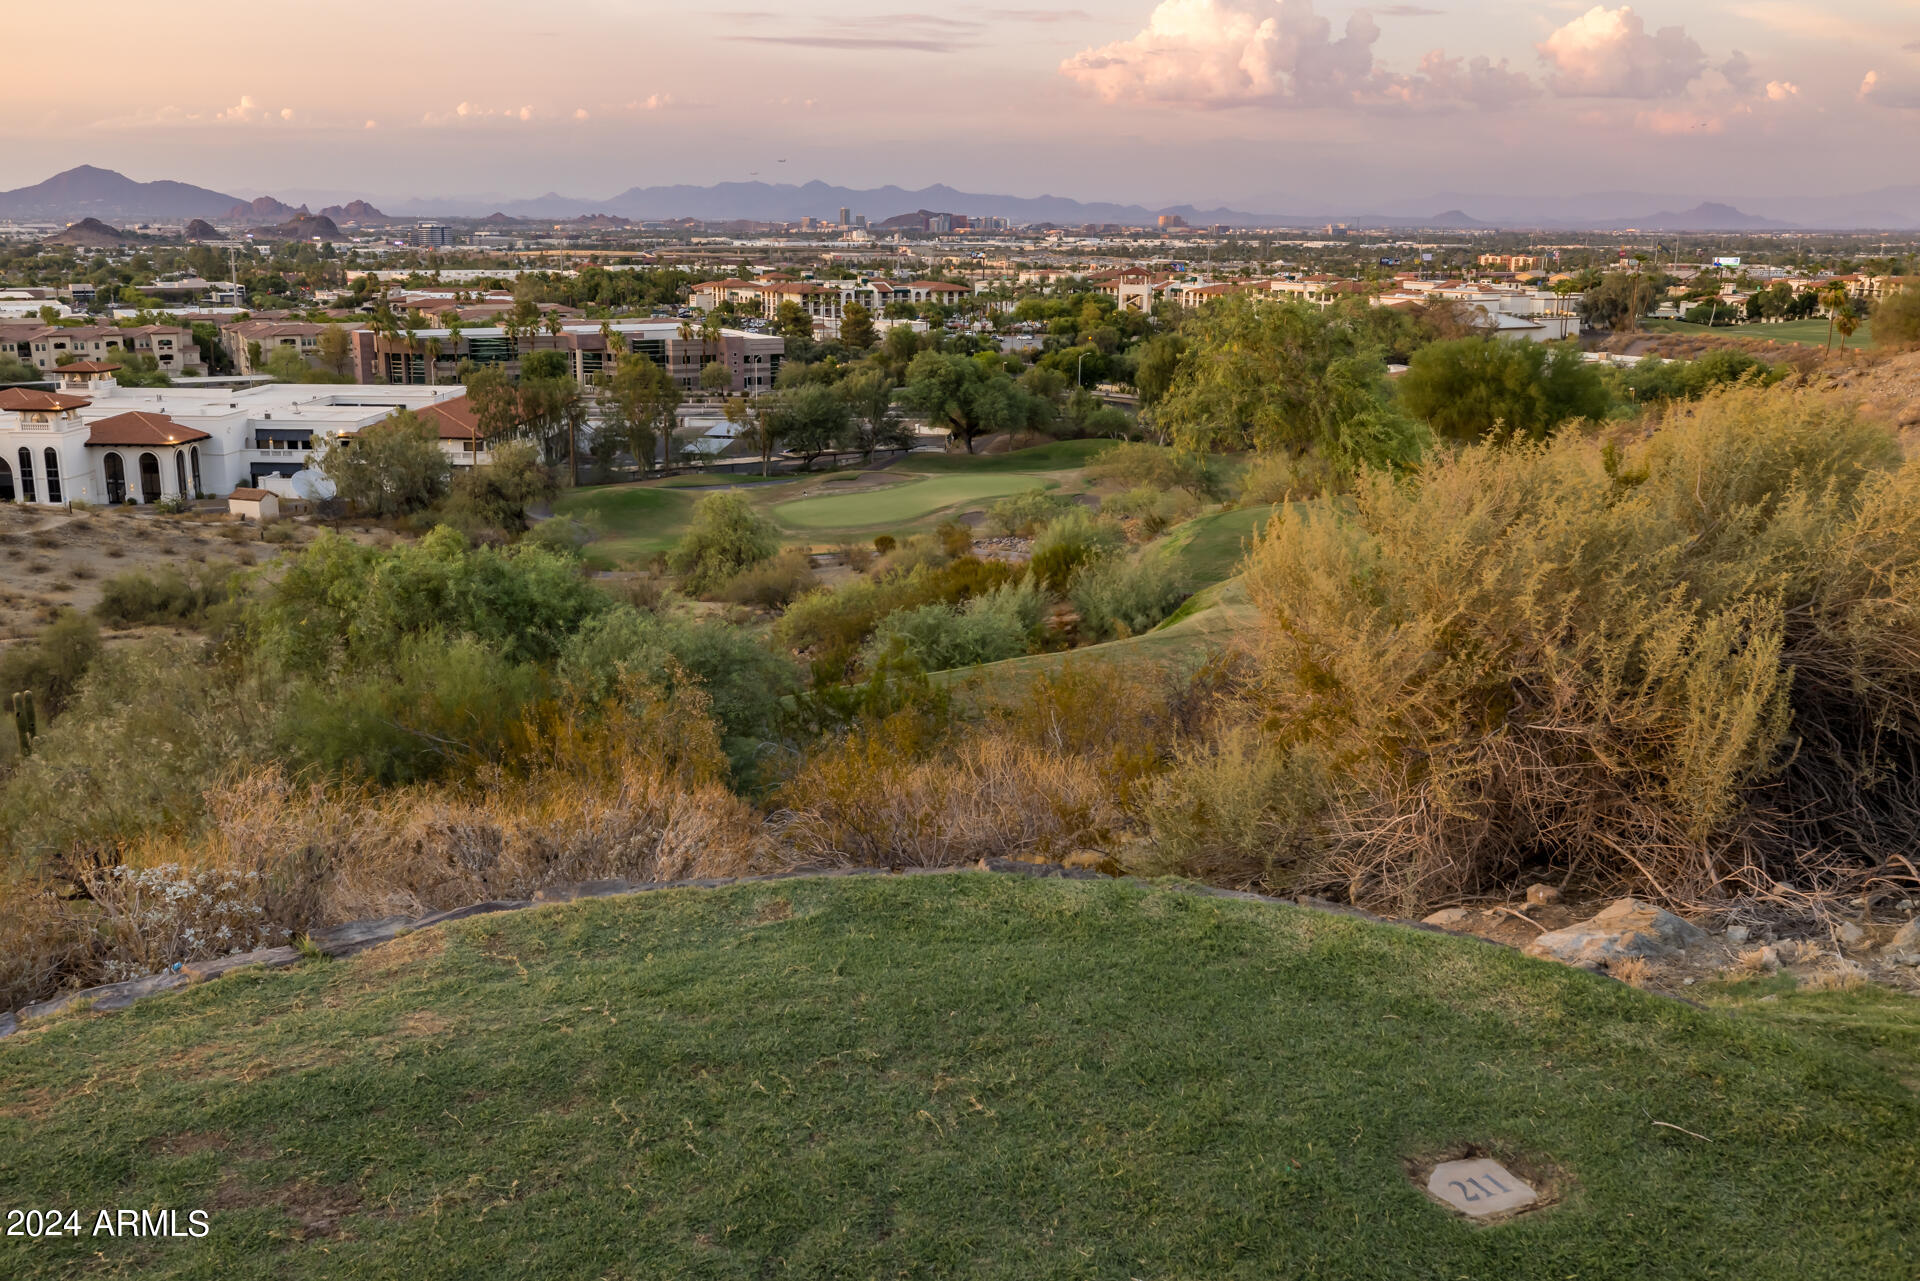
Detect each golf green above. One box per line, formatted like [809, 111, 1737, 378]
[772, 474, 1050, 530]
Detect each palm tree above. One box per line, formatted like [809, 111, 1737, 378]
[1821, 282, 1849, 354]
[1834, 307, 1862, 351]
[400, 313, 420, 385]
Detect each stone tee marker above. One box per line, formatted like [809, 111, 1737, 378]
[1426, 1158, 1538, 1218]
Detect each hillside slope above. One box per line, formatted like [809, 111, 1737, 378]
[2, 874, 1914, 1279]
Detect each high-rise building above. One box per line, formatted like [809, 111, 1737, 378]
[838, 206, 851, 227]
[411, 223, 451, 248]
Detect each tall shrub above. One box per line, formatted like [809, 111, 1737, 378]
[1243, 386, 1919, 908]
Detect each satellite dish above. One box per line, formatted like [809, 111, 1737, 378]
[290, 468, 335, 500]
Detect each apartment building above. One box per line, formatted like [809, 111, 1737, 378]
[1373, 281, 1581, 341]
[0, 322, 195, 375]
[1848, 274, 1919, 301]
[690, 278, 969, 319]
[223, 320, 366, 375]
[348, 320, 784, 394]
[1267, 277, 1373, 306]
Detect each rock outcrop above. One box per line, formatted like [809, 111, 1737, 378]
[1525, 897, 1706, 967]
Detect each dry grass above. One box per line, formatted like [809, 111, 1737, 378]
[774, 662, 1239, 871]
[1800, 958, 1869, 992]
[1609, 956, 1656, 988]
[774, 725, 1124, 868]
[0, 691, 768, 1011]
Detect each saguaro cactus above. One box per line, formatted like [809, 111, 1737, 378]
[11, 690, 35, 758]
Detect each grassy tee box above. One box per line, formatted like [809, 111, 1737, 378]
[2, 874, 1914, 1279]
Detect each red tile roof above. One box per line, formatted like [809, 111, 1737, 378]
[415, 397, 482, 441]
[84, 411, 212, 447]
[0, 388, 89, 411]
[57, 360, 123, 374]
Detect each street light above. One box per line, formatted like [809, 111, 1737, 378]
[1076, 350, 1087, 388]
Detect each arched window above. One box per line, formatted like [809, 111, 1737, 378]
[138, 452, 160, 503]
[16, 448, 34, 503]
[103, 452, 126, 503]
[189, 446, 202, 496]
[174, 451, 188, 498]
[0, 455, 13, 503]
[42, 448, 61, 505]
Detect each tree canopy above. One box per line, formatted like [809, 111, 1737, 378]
[603, 353, 680, 471]
[764, 382, 852, 468]
[899, 351, 1048, 454]
[1153, 296, 1423, 472]
[320, 409, 451, 518]
[1399, 338, 1610, 443]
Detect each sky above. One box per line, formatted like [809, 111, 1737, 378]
[2, 0, 1915, 209]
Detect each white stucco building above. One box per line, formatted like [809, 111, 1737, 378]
[0, 369, 476, 507]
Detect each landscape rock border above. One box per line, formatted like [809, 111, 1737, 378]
[0, 860, 1517, 1041]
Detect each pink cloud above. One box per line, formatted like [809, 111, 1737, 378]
[1058, 0, 1533, 110]
[1538, 6, 1705, 99]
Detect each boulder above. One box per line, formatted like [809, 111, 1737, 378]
[1886, 918, 1920, 960]
[1422, 907, 1472, 929]
[1835, 922, 1867, 948]
[1525, 897, 1706, 967]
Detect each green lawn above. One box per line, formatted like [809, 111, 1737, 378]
[771, 474, 1051, 531]
[939, 505, 1277, 689]
[1642, 316, 1875, 350]
[2, 874, 1914, 1279]
[1160, 503, 1282, 585]
[891, 439, 1115, 474]
[552, 485, 696, 564]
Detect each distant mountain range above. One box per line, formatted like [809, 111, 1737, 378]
[0, 166, 240, 220]
[1587, 202, 1796, 232]
[3, 165, 1917, 232]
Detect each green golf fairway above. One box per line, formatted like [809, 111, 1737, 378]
[2, 874, 1914, 1279]
[773, 474, 1050, 530]
[551, 485, 696, 566]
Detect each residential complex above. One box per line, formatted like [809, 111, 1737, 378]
[347, 320, 784, 393]
[689, 277, 969, 321]
[0, 322, 195, 375]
